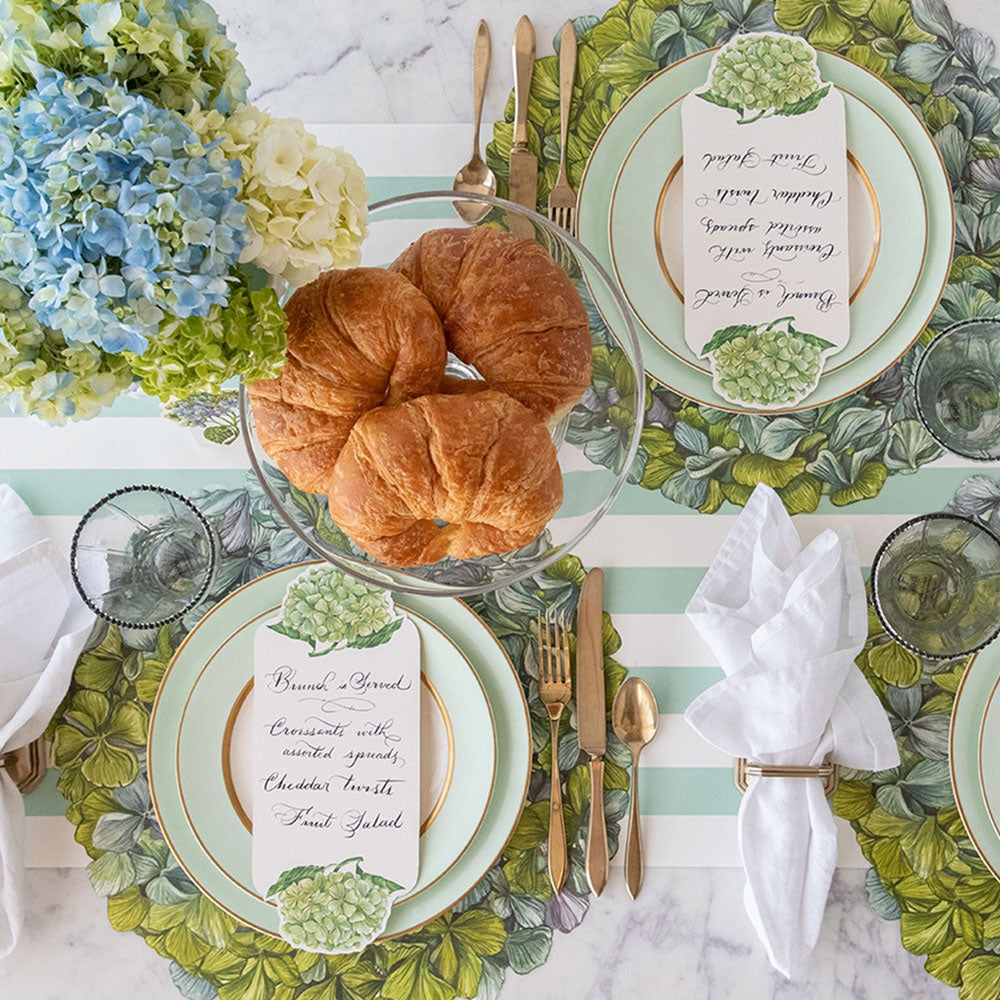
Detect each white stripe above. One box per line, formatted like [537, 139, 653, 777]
[571, 512, 912, 568]
[641, 721, 729, 767]
[0, 418, 249, 470]
[24, 817, 88, 868]
[309, 124, 468, 177]
[617, 815, 867, 868]
[614, 613, 718, 667]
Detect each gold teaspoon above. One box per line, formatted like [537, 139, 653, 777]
[612, 677, 659, 899]
[453, 20, 496, 222]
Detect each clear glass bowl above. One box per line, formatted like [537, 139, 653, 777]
[241, 190, 644, 598]
[71, 485, 217, 628]
[914, 318, 1000, 461]
[871, 513, 1000, 660]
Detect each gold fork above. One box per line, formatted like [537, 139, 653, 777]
[546, 20, 577, 236]
[538, 608, 572, 894]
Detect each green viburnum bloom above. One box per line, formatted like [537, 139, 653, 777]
[699, 33, 828, 123]
[269, 861, 400, 954]
[270, 566, 402, 655]
[703, 317, 833, 408]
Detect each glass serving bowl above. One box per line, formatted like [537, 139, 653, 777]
[241, 190, 644, 598]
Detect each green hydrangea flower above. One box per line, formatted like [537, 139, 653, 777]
[702, 317, 833, 408]
[269, 861, 400, 954]
[124, 284, 287, 402]
[0, 278, 133, 423]
[699, 33, 827, 123]
[270, 566, 402, 655]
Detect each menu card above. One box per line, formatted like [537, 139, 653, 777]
[252, 566, 420, 953]
[681, 33, 850, 410]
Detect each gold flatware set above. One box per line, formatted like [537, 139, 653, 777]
[453, 16, 581, 236]
[538, 568, 659, 900]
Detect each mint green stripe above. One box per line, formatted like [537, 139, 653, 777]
[629, 666, 724, 714]
[367, 177, 453, 201]
[639, 766, 741, 815]
[604, 567, 707, 613]
[22, 770, 67, 818]
[0, 470, 249, 515]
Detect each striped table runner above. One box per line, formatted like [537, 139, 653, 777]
[4, 124, 984, 873]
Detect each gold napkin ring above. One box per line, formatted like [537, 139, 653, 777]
[1, 738, 48, 794]
[734, 758, 838, 797]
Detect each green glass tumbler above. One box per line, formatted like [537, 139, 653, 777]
[871, 513, 1000, 660]
[914, 318, 1000, 460]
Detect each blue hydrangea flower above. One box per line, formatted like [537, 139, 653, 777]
[0, 70, 247, 354]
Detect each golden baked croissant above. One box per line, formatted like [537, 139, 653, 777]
[328, 390, 563, 566]
[248, 268, 446, 494]
[390, 228, 592, 425]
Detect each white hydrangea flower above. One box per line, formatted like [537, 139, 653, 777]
[187, 103, 369, 287]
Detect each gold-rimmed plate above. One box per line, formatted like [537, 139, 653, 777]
[577, 47, 953, 414]
[149, 563, 530, 940]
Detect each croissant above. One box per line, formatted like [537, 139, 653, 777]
[391, 228, 592, 425]
[328, 391, 563, 566]
[248, 268, 446, 494]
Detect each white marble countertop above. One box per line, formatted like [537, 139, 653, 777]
[3, 1, 999, 997]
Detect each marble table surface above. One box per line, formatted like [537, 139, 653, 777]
[3, 1, 999, 997]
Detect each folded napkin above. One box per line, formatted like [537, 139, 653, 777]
[684, 484, 898, 978]
[0, 485, 93, 957]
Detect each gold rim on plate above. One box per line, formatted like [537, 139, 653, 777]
[148, 562, 528, 942]
[576, 45, 955, 415]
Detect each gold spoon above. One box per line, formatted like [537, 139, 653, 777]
[453, 20, 496, 223]
[612, 677, 659, 899]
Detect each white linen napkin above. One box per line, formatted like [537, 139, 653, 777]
[0, 485, 94, 957]
[684, 484, 899, 979]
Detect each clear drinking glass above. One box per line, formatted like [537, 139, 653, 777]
[871, 513, 1000, 660]
[914, 318, 1000, 460]
[240, 190, 645, 598]
[71, 486, 217, 629]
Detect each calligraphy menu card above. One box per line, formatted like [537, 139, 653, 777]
[252, 566, 420, 953]
[681, 33, 850, 410]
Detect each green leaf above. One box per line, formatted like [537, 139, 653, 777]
[868, 642, 922, 687]
[775, 84, 831, 117]
[507, 801, 550, 851]
[363, 871, 403, 894]
[901, 906, 956, 955]
[732, 455, 807, 489]
[267, 622, 304, 643]
[87, 851, 137, 896]
[448, 909, 507, 956]
[926, 940, 973, 987]
[959, 955, 1000, 1000]
[265, 865, 325, 899]
[106, 701, 148, 746]
[347, 617, 404, 649]
[504, 926, 552, 974]
[832, 779, 876, 820]
[382, 949, 454, 1000]
[778, 473, 823, 514]
[830, 461, 887, 506]
[75, 627, 124, 692]
[701, 323, 758, 356]
[695, 90, 741, 113]
[81, 741, 139, 788]
[107, 886, 149, 932]
[899, 816, 958, 879]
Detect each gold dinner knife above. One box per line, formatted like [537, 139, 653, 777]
[576, 567, 608, 896]
[508, 14, 537, 212]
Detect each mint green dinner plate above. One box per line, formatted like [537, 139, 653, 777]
[149, 564, 530, 940]
[978, 657, 1000, 849]
[951, 640, 1000, 879]
[578, 48, 953, 414]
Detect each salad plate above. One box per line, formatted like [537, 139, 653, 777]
[951, 641, 1000, 878]
[979, 665, 1000, 843]
[149, 563, 530, 940]
[578, 47, 953, 413]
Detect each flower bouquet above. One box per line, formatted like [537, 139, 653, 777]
[0, 0, 368, 424]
